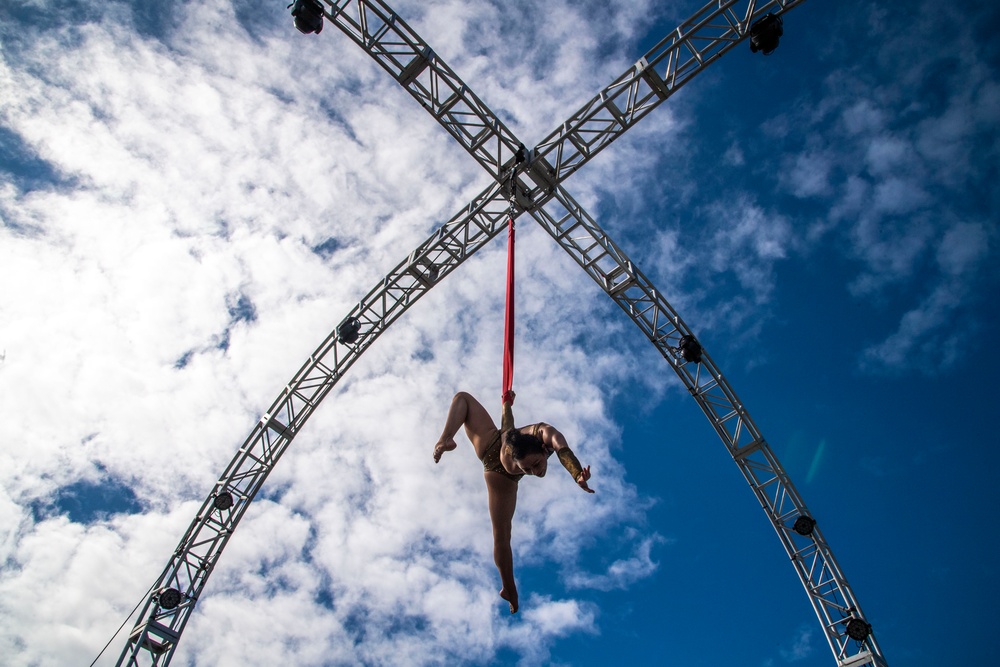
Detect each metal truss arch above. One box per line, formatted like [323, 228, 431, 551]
[115, 184, 514, 666]
[528, 186, 886, 667]
[117, 2, 886, 666]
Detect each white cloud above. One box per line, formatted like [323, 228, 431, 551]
[778, 625, 814, 662]
[723, 141, 745, 166]
[763, 0, 999, 374]
[871, 176, 929, 215]
[497, 596, 597, 666]
[864, 135, 912, 176]
[783, 149, 834, 198]
[937, 221, 990, 277]
[859, 280, 968, 374]
[841, 99, 886, 136]
[564, 534, 665, 592]
[0, 2, 666, 665]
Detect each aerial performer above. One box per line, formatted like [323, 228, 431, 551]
[432, 153, 593, 613]
[433, 390, 595, 614]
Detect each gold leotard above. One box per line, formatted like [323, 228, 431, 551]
[479, 401, 547, 482]
[480, 429, 524, 482]
[479, 401, 584, 483]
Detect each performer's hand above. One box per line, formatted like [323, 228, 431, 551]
[576, 465, 595, 493]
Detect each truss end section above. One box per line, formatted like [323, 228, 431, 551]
[526, 154, 556, 194]
[500, 145, 547, 213]
[290, 0, 325, 35]
[749, 14, 783, 55]
[128, 619, 179, 656]
[501, 148, 557, 205]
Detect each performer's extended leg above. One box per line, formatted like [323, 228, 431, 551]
[486, 470, 519, 613]
[433, 392, 498, 462]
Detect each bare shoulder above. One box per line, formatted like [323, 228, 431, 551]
[523, 422, 567, 450]
[517, 422, 550, 436]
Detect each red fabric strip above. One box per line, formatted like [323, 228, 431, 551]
[502, 215, 515, 405]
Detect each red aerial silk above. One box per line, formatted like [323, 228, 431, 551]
[502, 215, 515, 405]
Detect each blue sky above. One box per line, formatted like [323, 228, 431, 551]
[1, 1, 998, 666]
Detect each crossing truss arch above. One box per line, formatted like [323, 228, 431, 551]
[117, 2, 887, 666]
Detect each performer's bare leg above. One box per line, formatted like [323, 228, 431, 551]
[486, 471, 519, 613]
[433, 392, 518, 612]
[433, 391, 498, 462]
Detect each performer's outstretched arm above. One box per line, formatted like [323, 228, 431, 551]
[538, 424, 595, 493]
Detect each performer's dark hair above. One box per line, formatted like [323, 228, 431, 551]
[504, 429, 544, 460]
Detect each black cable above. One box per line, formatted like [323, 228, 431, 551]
[88, 581, 156, 667]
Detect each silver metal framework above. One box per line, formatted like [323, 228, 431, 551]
[116, 2, 886, 666]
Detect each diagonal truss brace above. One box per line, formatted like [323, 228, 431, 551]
[117, 2, 886, 666]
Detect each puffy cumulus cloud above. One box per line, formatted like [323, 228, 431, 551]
[0, 1, 667, 665]
[0, 501, 201, 667]
[936, 221, 990, 277]
[497, 596, 597, 666]
[846, 214, 935, 297]
[702, 198, 795, 337]
[863, 135, 913, 177]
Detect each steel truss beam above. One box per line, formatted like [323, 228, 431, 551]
[115, 184, 512, 666]
[117, 2, 886, 666]
[529, 187, 886, 667]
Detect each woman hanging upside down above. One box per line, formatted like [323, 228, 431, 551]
[433, 391, 595, 614]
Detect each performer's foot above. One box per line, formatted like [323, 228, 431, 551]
[433, 437, 457, 463]
[500, 587, 518, 614]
